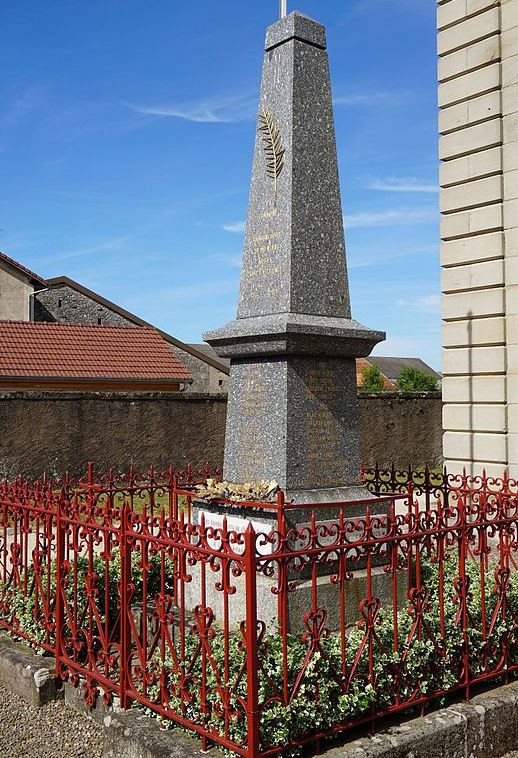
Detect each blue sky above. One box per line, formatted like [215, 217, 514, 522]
[1, 0, 440, 368]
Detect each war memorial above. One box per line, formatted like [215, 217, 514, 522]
[0, 3, 518, 758]
[204, 12, 384, 503]
[183, 8, 399, 630]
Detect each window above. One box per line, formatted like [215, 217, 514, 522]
[57, 298, 62, 308]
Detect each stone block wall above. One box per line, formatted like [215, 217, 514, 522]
[0, 391, 442, 480]
[502, 0, 518, 478]
[438, 0, 518, 477]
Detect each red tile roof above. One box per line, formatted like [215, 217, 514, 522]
[0, 321, 191, 383]
[0, 252, 47, 287]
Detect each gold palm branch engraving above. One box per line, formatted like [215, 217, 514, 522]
[258, 108, 285, 202]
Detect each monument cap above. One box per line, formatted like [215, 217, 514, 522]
[265, 11, 326, 52]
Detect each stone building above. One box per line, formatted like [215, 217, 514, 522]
[438, 0, 518, 477]
[0, 251, 229, 395]
[32, 277, 229, 394]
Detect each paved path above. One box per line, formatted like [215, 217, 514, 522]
[0, 680, 103, 758]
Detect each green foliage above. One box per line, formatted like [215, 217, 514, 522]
[141, 556, 518, 756]
[359, 364, 386, 393]
[2, 549, 517, 757]
[143, 631, 377, 757]
[395, 366, 439, 392]
[0, 550, 172, 652]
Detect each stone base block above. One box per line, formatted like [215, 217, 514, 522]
[184, 564, 407, 635]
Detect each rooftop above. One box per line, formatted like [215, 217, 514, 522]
[368, 356, 441, 382]
[0, 251, 47, 287]
[0, 321, 192, 384]
[189, 343, 230, 369]
[45, 276, 230, 375]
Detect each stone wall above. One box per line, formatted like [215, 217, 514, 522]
[359, 392, 443, 468]
[33, 283, 133, 328]
[32, 283, 229, 395]
[0, 391, 442, 479]
[0, 392, 227, 479]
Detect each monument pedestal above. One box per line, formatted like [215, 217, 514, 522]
[189, 496, 399, 634]
[184, 556, 404, 635]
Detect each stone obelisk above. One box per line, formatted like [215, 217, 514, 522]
[204, 12, 384, 503]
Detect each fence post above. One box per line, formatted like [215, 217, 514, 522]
[54, 490, 65, 677]
[119, 501, 131, 709]
[244, 523, 260, 758]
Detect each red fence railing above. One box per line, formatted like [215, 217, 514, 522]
[361, 463, 518, 508]
[0, 465, 517, 757]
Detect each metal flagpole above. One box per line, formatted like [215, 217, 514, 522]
[280, 0, 287, 19]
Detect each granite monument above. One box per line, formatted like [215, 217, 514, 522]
[204, 11, 385, 503]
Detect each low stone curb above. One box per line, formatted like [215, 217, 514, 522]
[64, 683, 217, 758]
[0, 630, 517, 758]
[0, 632, 61, 707]
[322, 681, 518, 758]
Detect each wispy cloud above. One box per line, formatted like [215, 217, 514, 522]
[366, 176, 439, 193]
[344, 208, 437, 229]
[334, 91, 409, 107]
[130, 94, 256, 124]
[395, 294, 441, 312]
[348, 244, 435, 269]
[1, 86, 46, 127]
[132, 280, 238, 307]
[39, 238, 128, 264]
[210, 253, 242, 268]
[223, 220, 246, 233]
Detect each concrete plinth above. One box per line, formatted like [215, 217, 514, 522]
[188, 497, 398, 634]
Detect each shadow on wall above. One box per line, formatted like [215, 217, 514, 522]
[468, 311, 473, 474]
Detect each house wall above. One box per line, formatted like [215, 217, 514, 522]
[0, 391, 443, 479]
[33, 282, 132, 327]
[32, 283, 229, 395]
[0, 264, 34, 321]
[501, 0, 518, 479]
[438, 0, 512, 478]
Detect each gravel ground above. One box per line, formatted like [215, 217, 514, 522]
[0, 681, 103, 758]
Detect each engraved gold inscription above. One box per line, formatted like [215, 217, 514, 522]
[302, 362, 348, 488]
[243, 225, 282, 296]
[236, 364, 270, 479]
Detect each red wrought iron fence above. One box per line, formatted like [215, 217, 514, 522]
[361, 463, 518, 508]
[0, 464, 517, 758]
